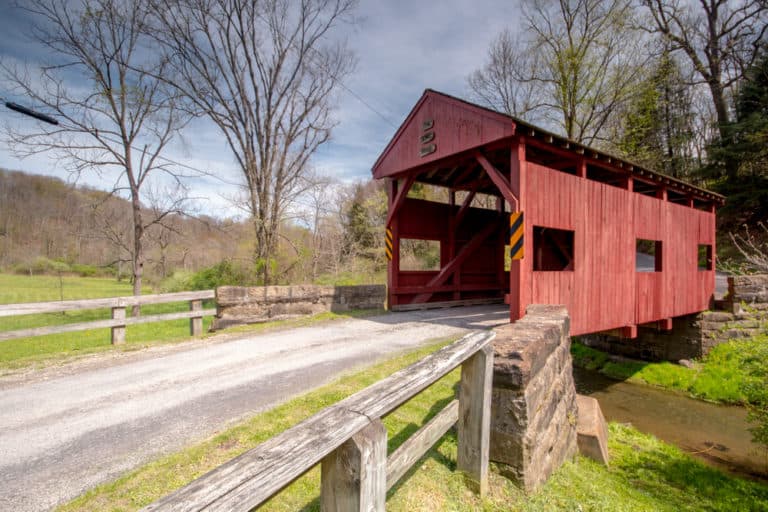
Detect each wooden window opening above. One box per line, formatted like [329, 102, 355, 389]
[636, 239, 663, 272]
[533, 227, 575, 271]
[698, 244, 713, 271]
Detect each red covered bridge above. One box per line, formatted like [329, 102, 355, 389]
[372, 90, 725, 337]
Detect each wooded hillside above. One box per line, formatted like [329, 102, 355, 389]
[0, 169, 248, 279]
[0, 169, 393, 287]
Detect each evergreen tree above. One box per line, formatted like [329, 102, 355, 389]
[708, 48, 768, 226]
[729, 51, 768, 179]
[618, 52, 696, 179]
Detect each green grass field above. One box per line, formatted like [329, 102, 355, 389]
[60, 340, 768, 512]
[0, 273, 135, 303]
[0, 274, 213, 370]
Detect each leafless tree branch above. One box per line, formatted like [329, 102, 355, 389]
[147, 0, 356, 284]
[1, 0, 195, 307]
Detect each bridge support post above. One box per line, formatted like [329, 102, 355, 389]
[490, 305, 578, 492]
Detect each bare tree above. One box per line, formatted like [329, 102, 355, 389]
[1, 0, 192, 307]
[469, 0, 646, 146]
[148, 0, 357, 285]
[298, 174, 352, 282]
[467, 29, 545, 123]
[730, 222, 768, 273]
[641, 0, 768, 178]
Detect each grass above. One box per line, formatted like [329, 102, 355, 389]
[0, 273, 137, 303]
[59, 340, 768, 512]
[0, 273, 380, 371]
[571, 335, 768, 404]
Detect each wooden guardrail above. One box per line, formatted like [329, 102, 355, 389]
[0, 290, 216, 343]
[142, 330, 496, 511]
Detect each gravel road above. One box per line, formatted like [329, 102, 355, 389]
[0, 305, 508, 511]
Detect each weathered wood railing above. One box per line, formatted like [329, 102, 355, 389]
[142, 330, 495, 511]
[0, 290, 215, 343]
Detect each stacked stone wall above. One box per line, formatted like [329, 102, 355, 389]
[490, 304, 578, 492]
[212, 285, 386, 330]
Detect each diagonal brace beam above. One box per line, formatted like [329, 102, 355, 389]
[475, 152, 519, 211]
[455, 184, 478, 227]
[452, 165, 478, 189]
[411, 220, 500, 304]
[545, 230, 574, 270]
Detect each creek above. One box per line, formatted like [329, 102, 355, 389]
[573, 366, 768, 483]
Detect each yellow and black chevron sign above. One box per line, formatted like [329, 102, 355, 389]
[385, 228, 394, 260]
[509, 212, 524, 260]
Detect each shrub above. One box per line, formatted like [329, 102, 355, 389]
[186, 261, 252, 290]
[69, 263, 114, 278]
[11, 259, 116, 278]
[157, 271, 194, 293]
[13, 257, 70, 276]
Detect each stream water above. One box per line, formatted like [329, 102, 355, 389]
[573, 366, 768, 483]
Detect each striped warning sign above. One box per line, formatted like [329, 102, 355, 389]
[509, 212, 524, 260]
[385, 228, 394, 260]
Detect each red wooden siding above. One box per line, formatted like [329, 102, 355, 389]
[524, 163, 714, 336]
[526, 163, 634, 335]
[633, 194, 714, 322]
[373, 92, 514, 180]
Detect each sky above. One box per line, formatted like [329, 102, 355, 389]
[0, 0, 519, 218]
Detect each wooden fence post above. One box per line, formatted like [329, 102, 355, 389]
[457, 344, 493, 496]
[111, 306, 126, 345]
[320, 418, 387, 512]
[189, 299, 203, 336]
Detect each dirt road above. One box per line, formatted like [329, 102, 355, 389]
[0, 305, 507, 511]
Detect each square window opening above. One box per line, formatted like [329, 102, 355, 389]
[637, 239, 663, 272]
[399, 239, 441, 271]
[533, 227, 574, 271]
[698, 244, 713, 271]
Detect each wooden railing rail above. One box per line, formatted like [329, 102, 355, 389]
[142, 330, 496, 512]
[0, 290, 215, 343]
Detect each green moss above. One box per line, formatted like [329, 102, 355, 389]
[571, 334, 768, 406]
[570, 341, 610, 371]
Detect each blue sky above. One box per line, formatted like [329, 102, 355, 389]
[0, 0, 518, 217]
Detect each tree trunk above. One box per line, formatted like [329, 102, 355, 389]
[252, 216, 271, 286]
[132, 193, 144, 317]
[707, 78, 739, 180]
